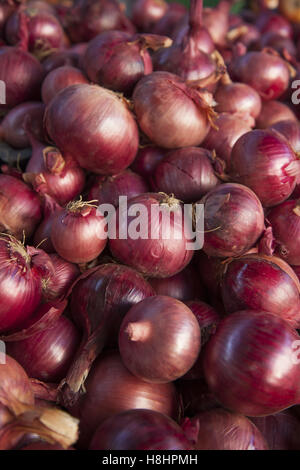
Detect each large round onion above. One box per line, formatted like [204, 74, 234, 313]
[221, 253, 300, 328]
[132, 71, 214, 149]
[109, 192, 194, 278]
[203, 310, 300, 416]
[44, 84, 139, 175]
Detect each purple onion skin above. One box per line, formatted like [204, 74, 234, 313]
[221, 254, 300, 328]
[256, 101, 297, 129]
[131, 146, 167, 183]
[268, 200, 300, 265]
[44, 254, 80, 301]
[229, 129, 299, 208]
[132, 0, 168, 32]
[153, 3, 186, 37]
[231, 51, 290, 101]
[203, 112, 253, 166]
[176, 378, 220, 416]
[153, 147, 219, 203]
[214, 82, 261, 119]
[83, 31, 152, 95]
[204, 310, 300, 417]
[0, 102, 45, 148]
[42, 50, 81, 74]
[255, 11, 293, 38]
[6, 316, 80, 383]
[109, 193, 194, 278]
[119, 295, 201, 383]
[0, 47, 45, 110]
[132, 72, 211, 149]
[69, 352, 179, 449]
[251, 410, 300, 450]
[191, 409, 268, 450]
[270, 120, 300, 153]
[41, 65, 89, 105]
[88, 170, 149, 207]
[90, 409, 192, 450]
[258, 33, 297, 57]
[45, 84, 139, 175]
[200, 183, 265, 258]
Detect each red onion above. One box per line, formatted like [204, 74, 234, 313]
[203, 112, 254, 167]
[0, 235, 50, 332]
[267, 200, 300, 265]
[188, 409, 267, 450]
[153, 2, 186, 37]
[270, 120, 300, 153]
[63, 263, 155, 402]
[0, 46, 44, 110]
[0, 355, 34, 412]
[88, 170, 149, 207]
[5, 10, 65, 59]
[256, 10, 293, 38]
[132, 72, 214, 148]
[229, 129, 300, 207]
[0, 102, 45, 148]
[41, 65, 88, 105]
[90, 409, 192, 450]
[51, 198, 107, 264]
[204, 310, 300, 416]
[64, 0, 135, 43]
[45, 84, 139, 175]
[251, 410, 300, 450]
[131, 146, 166, 183]
[176, 379, 219, 416]
[119, 295, 201, 383]
[200, 183, 265, 258]
[0, 174, 41, 239]
[221, 253, 300, 328]
[258, 32, 297, 57]
[42, 254, 80, 301]
[256, 101, 297, 128]
[83, 31, 171, 95]
[7, 316, 80, 383]
[230, 49, 290, 100]
[149, 265, 205, 302]
[227, 23, 261, 49]
[0, 3, 14, 39]
[41, 50, 81, 74]
[132, 0, 168, 32]
[153, 147, 219, 203]
[109, 192, 194, 278]
[202, 0, 231, 47]
[24, 142, 86, 206]
[214, 73, 261, 119]
[68, 351, 179, 449]
[33, 195, 62, 254]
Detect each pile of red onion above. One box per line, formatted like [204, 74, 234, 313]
[1, 0, 300, 452]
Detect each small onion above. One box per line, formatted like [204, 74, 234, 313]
[90, 409, 192, 450]
[45, 84, 139, 175]
[256, 101, 297, 129]
[204, 310, 300, 416]
[131, 146, 166, 183]
[119, 295, 201, 383]
[42, 254, 80, 301]
[132, 0, 168, 32]
[153, 147, 219, 203]
[41, 66, 88, 105]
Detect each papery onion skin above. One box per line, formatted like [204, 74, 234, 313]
[153, 147, 219, 203]
[229, 129, 299, 207]
[0, 355, 34, 410]
[214, 81, 261, 119]
[200, 183, 265, 258]
[270, 120, 300, 153]
[203, 112, 254, 166]
[221, 254, 300, 328]
[0, 47, 45, 110]
[0, 102, 45, 148]
[190, 409, 268, 450]
[90, 409, 192, 450]
[204, 310, 300, 416]
[132, 0, 168, 32]
[88, 170, 149, 207]
[42, 254, 80, 301]
[256, 101, 297, 129]
[45, 84, 139, 175]
[41, 66, 89, 105]
[251, 410, 300, 450]
[267, 200, 300, 265]
[119, 295, 201, 383]
[109, 192, 194, 278]
[132, 72, 212, 149]
[0, 174, 41, 240]
[51, 202, 107, 264]
[7, 316, 80, 383]
[149, 265, 205, 302]
[42, 50, 81, 74]
[68, 351, 179, 449]
[230, 51, 290, 101]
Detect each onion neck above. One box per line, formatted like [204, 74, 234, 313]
[2, 234, 31, 267]
[159, 192, 181, 209]
[189, 0, 203, 30]
[43, 147, 65, 174]
[66, 196, 97, 216]
[125, 321, 152, 342]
